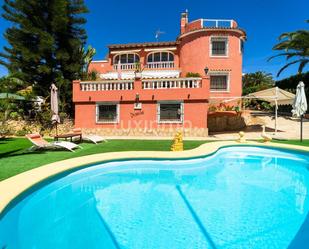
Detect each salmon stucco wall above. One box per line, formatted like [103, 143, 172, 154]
[74, 101, 208, 130]
[179, 30, 243, 99]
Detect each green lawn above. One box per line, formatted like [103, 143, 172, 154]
[270, 139, 309, 147]
[0, 138, 308, 181]
[0, 138, 208, 181]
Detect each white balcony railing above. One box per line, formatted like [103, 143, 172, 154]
[80, 80, 134, 91]
[113, 63, 137, 70]
[142, 78, 201, 89]
[202, 19, 233, 28]
[146, 62, 175, 69]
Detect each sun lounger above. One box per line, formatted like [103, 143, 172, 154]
[26, 134, 80, 152]
[72, 128, 107, 144]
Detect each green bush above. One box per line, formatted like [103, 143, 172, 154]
[186, 72, 201, 78]
[15, 128, 30, 137]
[34, 103, 53, 132]
[233, 106, 241, 112]
[9, 111, 21, 120]
[208, 105, 217, 112]
[81, 70, 98, 81]
[59, 112, 67, 121]
[0, 123, 13, 137]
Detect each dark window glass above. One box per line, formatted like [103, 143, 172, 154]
[168, 53, 174, 61]
[147, 54, 153, 62]
[120, 54, 127, 63]
[98, 105, 117, 122]
[161, 52, 168, 61]
[127, 54, 134, 63]
[210, 75, 228, 91]
[153, 52, 161, 62]
[212, 40, 227, 55]
[114, 55, 120, 64]
[134, 54, 140, 63]
[159, 104, 181, 121]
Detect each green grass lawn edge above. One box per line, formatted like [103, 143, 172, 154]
[0, 138, 308, 181]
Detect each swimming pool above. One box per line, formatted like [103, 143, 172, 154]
[0, 146, 309, 249]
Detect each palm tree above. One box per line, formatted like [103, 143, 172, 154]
[242, 71, 274, 96]
[80, 45, 96, 72]
[269, 20, 309, 77]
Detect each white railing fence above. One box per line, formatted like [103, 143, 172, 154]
[80, 81, 134, 91]
[113, 63, 137, 70]
[146, 62, 175, 69]
[142, 78, 201, 89]
[202, 19, 233, 28]
[80, 78, 202, 91]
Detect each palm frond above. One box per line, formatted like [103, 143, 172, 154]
[276, 59, 303, 77]
[297, 59, 309, 74]
[268, 52, 303, 61]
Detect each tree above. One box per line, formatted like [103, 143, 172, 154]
[80, 45, 98, 80]
[242, 71, 275, 96]
[81, 45, 96, 72]
[0, 75, 24, 93]
[269, 20, 309, 77]
[0, 75, 25, 121]
[0, 0, 88, 114]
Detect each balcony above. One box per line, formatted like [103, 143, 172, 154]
[145, 62, 175, 69]
[113, 63, 137, 71]
[80, 80, 134, 91]
[142, 78, 201, 89]
[79, 78, 201, 91]
[73, 77, 208, 103]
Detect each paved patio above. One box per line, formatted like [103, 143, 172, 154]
[209, 115, 308, 140]
[100, 115, 308, 141]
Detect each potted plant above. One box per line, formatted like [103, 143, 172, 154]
[134, 62, 143, 79]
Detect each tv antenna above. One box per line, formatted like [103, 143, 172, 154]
[155, 29, 165, 42]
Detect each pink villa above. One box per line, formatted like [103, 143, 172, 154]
[73, 12, 246, 137]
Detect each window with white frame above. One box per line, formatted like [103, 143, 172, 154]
[96, 103, 119, 123]
[210, 37, 228, 56]
[158, 102, 183, 123]
[113, 54, 139, 64]
[210, 74, 229, 91]
[147, 52, 174, 63]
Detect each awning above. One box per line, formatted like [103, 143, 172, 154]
[99, 70, 180, 80]
[246, 87, 295, 105]
[246, 87, 295, 134]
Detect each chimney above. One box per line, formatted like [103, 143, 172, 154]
[180, 10, 188, 34]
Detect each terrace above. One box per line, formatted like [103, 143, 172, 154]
[182, 18, 240, 35]
[74, 77, 207, 102]
[201, 19, 236, 28]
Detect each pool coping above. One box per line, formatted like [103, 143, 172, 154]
[0, 141, 308, 215]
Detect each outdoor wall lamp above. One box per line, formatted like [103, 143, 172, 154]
[204, 67, 209, 75]
[135, 93, 140, 102]
[134, 93, 142, 110]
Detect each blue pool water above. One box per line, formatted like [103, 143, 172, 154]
[1, 146, 309, 249]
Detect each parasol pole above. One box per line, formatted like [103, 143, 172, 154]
[300, 114, 303, 142]
[55, 121, 58, 137]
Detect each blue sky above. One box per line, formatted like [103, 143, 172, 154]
[0, 0, 308, 79]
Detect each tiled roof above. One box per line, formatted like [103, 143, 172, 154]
[108, 41, 179, 49]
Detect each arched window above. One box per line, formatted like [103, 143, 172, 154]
[146, 52, 174, 68]
[113, 54, 140, 64]
[147, 52, 174, 63]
